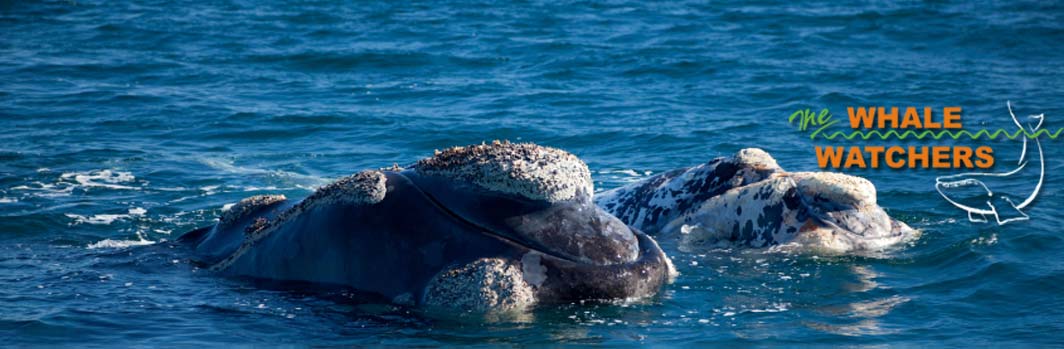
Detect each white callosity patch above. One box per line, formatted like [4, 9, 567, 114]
[423, 258, 536, 312]
[302, 170, 387, 209]
[415, 141, 593, 203]
[733, 148, 781, 171]
[788, 172, 876, 207]
[219, 194, 287, 226]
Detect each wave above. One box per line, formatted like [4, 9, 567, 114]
[86, 238, 156, 249]
[86, 230, 157, 249]
[66, 207, 147, 225]
[10, 182, 75, 197]
[59, 170, 138, 190]
[198, 158, 328, 189]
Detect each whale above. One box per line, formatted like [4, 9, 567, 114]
[935, 101, 1045, 225]
[178, 142, 673, 312]
[594, 149, 918, 253]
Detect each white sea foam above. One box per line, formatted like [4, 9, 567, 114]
[197, 158, 326, 194]
[594, 168, 653, 188]
[60, 170, 138, 190]
[597, 169, 649, 177]
[240, 186, 280, 191]
[0, 197, 17, 203]
[613, 169, 642, 177]
[6, 169, 137, 198]
[87, 230, 157, 249]
[747, 302, 791, 313]
[153, 186, 190, 192]
[66, 207, 147, 225]
[10, 181, 74, 197]
[87, 238, 156, 249]
[66, 213, 127, 225]
[972, 234, 998, 246]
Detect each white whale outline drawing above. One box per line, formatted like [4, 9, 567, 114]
[934, 101, 1045, 225]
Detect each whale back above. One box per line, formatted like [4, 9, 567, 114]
[180, 194, 293, 263]
[193, 171, 520, 300]
[595, 148, 782, 234]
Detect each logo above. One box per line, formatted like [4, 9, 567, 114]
[789, 102, 1059, 225]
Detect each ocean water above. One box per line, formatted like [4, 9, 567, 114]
[3, 0, 1064, 346]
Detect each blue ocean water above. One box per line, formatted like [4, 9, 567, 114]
[3, 0, 1064, 346]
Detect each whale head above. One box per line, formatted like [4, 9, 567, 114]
[780, 171, 918, 253]
[409, 141, 674, 311]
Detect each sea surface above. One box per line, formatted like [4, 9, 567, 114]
[3, 0, 1064, 347]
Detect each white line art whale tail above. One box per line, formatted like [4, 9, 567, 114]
[934, 101, 1045, 225]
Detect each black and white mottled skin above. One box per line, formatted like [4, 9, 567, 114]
[595, 148, 918, 253]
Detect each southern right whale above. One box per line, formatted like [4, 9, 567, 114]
[179, 142, 673, 312]
[595, 149, 918, 254]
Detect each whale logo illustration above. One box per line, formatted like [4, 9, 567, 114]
[935, 101, 1045, 225]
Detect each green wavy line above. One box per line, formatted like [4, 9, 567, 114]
[811, 128, 1064, 140]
